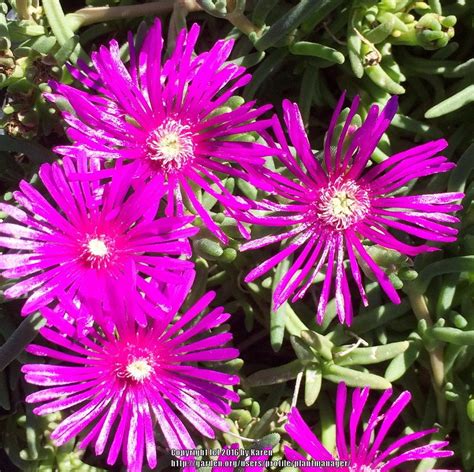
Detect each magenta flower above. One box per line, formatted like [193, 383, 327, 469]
[22, 291, 239, 472]
[241, 94, 463, 324]
[47, 20, 274, 242]
[284, 382, 453, 471]
[0, 156, 197, 318]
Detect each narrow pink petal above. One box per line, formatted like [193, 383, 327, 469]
[284, 408, 334, 461]
[333, 233, 347, 323]
[365, 391, 411, 463]
[316, 240, 336, 324]
[356, 388, 393, 464]
[381, 442, 453, 471]
[347, 231, 400, 304]
[245, 242, 303, 283]
[274, 236, 320, 308]
[349, 388, 370, 462]
[362, 139, 448, 184]
[95, 390, 126, 455]
[324, 92, 346, 173]
[374, 428, 437, 466]
[292, 235, 330, 302]
[336, 383, 349, 459]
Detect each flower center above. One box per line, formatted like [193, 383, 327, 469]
[112, 344, 158, 385]
[145, 118, 194, 174]
[125, 358, 153, 382]
[81, 234, 115, 269]
[316, 178, 370, 230]
[88, 238, 108, 257]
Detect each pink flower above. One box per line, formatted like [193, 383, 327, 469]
[0, 156, 197, 318]
[241, 94, 463, 324]
[284, 383, 453, 471]
[22, 291, 239, 472]
[47, 19, 275, 242]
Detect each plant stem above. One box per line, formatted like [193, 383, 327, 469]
[406, 288, 446, 422]
[167, 0, 200, 53]
[43, 0, 85, 62]
[227, 10, 261, 36]
[291, 371, 304, 408]
[43, 0, 76, 45]
[66, 1, 201, 32]
[15, 0, 32, 21]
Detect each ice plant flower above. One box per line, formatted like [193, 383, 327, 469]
[47, 19, 274, 242]
[0, 156, 197, 319]
[241, 94, 463, 324]
[22, 291, 239, 472]
[284, 382, 453, 471]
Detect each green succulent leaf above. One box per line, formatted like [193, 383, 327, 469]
[334, 341, 409, 367]
[304, 365, 322, 406]
[323, 363, 392, 389]
[0, 312, 45, 371]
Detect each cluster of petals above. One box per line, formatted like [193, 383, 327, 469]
[241, 94, 463, 324]
[0, 155, 197, 323]
[46, 19, 275, 243]
[284, 382, 454, 471]
[22, 291, 239, 472]
[0, 14, 463, 472]
[0, 19, 276, 471]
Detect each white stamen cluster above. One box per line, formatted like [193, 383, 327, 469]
[81, 235, 115, 269]
[146, 119, 195, 173]
[125, 358, 154, 382]
[315, 178, 370, 230]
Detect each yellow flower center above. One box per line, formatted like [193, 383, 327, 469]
[156, 133, 182, 159]
[125, 358, 153, 382]
[329, 191, 358, 218]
